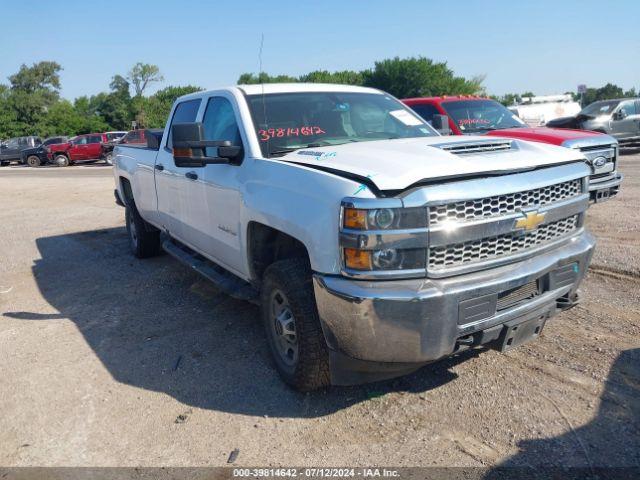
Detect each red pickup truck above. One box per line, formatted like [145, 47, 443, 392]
[403, 96, 623, 203]
[48, 133, 111, 166]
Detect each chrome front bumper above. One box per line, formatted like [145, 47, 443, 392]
[313, 231, 595, 384]
[589, 173, 623, 203]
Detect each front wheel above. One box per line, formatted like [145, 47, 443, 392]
[104, 152, 113, 165]
[26, 155, 41, 167]
[261, 258, 330, 391]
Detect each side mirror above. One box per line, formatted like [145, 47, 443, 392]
[172, 122, 243, 167]
[431, 114, 452, 135]
[614, 110, 627, 120]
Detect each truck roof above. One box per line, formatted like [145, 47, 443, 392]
[238, 83, 381, 95]
[177, 84, 382, 101]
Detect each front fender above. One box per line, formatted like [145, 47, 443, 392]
[240, 158, 376, 275]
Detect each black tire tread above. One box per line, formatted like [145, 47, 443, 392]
[261, 258, 330, 391]
[125, 201, 162, 258]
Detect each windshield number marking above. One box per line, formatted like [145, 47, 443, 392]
[258, 126, 326, 142]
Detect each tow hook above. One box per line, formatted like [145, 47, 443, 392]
[557, 292, 580, 311]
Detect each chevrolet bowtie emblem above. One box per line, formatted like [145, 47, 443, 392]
[514, 210, 546, 232]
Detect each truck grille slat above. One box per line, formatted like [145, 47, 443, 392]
[429, 179, 582, 226]
[497, 281, 540, 311]
[428, 215, 579, 270]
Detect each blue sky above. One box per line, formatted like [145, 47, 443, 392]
[1, 0, 638, 100]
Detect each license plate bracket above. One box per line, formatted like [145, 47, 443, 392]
[496, 314, 547, 352]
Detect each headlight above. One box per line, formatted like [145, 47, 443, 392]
[343, 207, 427, 230]
[341, 201, 428, 278]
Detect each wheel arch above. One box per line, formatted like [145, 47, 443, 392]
[247, 222, 311, 283]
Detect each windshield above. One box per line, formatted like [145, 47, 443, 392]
[246, 91, 437, 157]
[579, 100, 619, 117]
[441, 99, 527, 133]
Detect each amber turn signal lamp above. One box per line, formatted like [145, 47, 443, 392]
[344, 248, 372, 270]
[173, 147, 192, 157]
[343, 208, 367, 229]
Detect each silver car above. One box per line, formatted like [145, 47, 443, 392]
[548, 98, 640, 149]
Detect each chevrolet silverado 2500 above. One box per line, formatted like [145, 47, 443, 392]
[113, 84, 595, 390]
[403, 96, 622, 203]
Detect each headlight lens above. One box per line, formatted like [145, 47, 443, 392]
[343, 207, 427, 230]
[345, 247, 426, 271]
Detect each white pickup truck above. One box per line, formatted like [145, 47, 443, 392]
[113, 83, 595, 390]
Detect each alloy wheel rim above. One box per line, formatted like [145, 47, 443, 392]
[269, 289, 298, 367]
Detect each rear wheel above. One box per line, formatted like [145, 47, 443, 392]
[125, 201, 162, 258]
[261, 258, 330, 391]
[104, 152, 113, 165]
[26, 155, 41, 167]
[53, 154, 70, 167]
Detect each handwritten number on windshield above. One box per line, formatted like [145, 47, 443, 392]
[258, 126, 326, 142]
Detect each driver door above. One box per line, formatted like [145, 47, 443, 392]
[181, 95, 245, 276]
[611, 100, 638, 139]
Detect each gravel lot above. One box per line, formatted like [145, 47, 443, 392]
[0, 156, 638, 469]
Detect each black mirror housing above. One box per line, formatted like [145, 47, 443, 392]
[171, 122, 243, 167]
[431, 114, 452, 135]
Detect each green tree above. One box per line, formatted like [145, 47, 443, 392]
[6, 61, 63, 130]
[127, 63, 164, 96]
[0, 85, 21, 138]
[237, 72, 298, 84]
[363, 56, 483, 98]
[298, 70, 364, 85]
[89, 75, 134, 130]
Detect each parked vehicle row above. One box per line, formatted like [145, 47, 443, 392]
[0, 129, 151, 167]
[403, 95, 622, 203]
[113, 83, 596, 390]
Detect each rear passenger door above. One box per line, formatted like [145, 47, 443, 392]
[155, 98, 202, 242]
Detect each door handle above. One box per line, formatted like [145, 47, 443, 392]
[185, 171, 198, 180]
[155, 164, 164, 171]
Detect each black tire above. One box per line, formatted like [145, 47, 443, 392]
[261, 258, 330, 391]
[104, 152, 113, 165]
[0, 162, 9, 167]
[53, 154, 70, 167]
[26, 155, 41, 167]
[125, 201, 162, 258]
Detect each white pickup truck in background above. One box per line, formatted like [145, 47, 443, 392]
[113, 84, 595, 390]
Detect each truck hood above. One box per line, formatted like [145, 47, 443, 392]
[279, 136, 584, 192]
[485, 127, 607, 146]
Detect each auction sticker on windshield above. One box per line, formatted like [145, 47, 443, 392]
[389, 109, 422, 126]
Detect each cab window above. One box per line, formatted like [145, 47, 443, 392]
[409, 104, 440, 124]
[202, 97, 242, 157]
[619, 101, 637, 116]
[166, 99, 201, 149]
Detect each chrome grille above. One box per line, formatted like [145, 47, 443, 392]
[429, 179, 582, 226]
[428, 215, 579, 270]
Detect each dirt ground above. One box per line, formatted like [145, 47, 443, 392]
[0, 157, 638, 469]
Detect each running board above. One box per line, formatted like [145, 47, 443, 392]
[162, 239, 259, 305]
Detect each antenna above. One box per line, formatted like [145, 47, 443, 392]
[259, 33, 270, 155]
